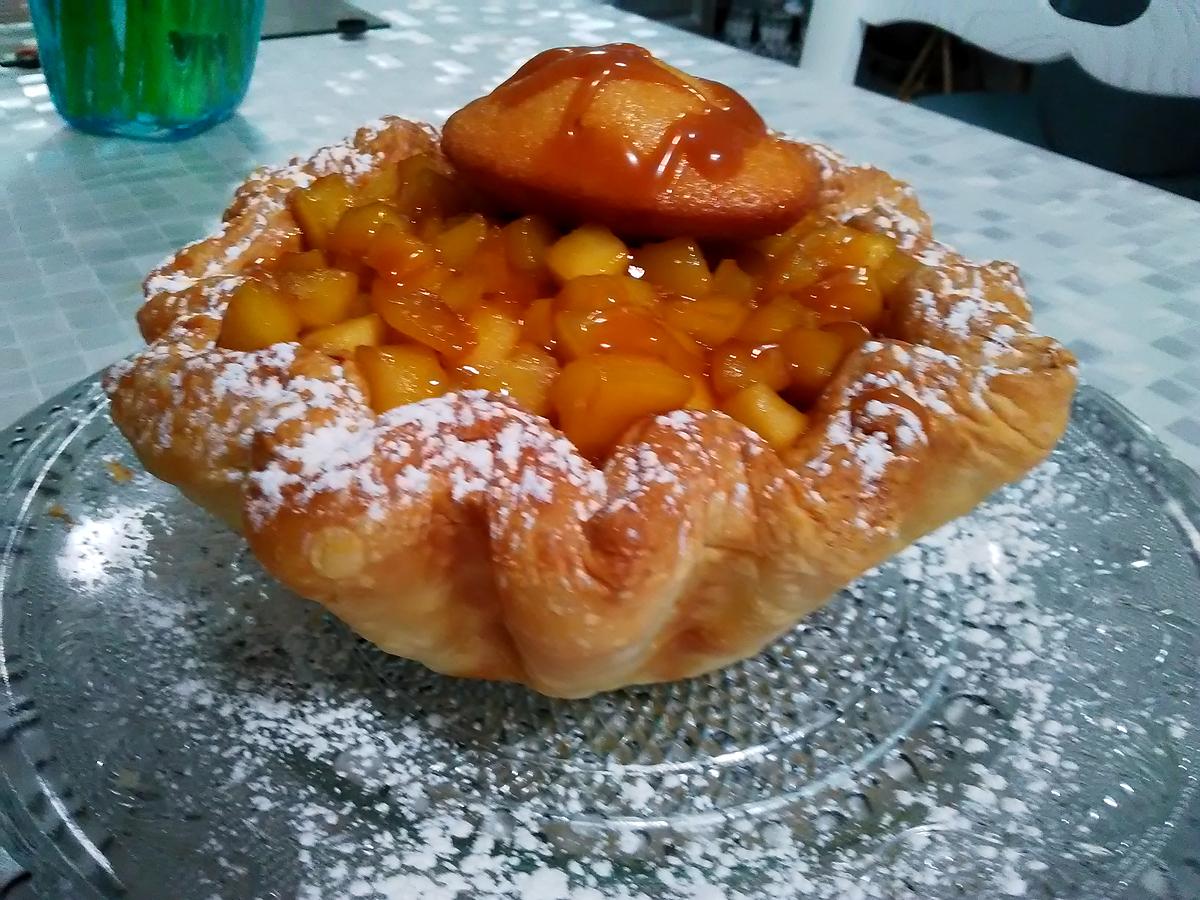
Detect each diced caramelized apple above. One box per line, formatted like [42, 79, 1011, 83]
[552, 309, 604, 360]
[800, 266, 883, 329]
[458, 345, 558, 417]
[330, 202, 408, 261]
[546, 225, 630, 282]
[821, 229, 896, 271]
[356, 344, 447, 413]
[736, 296, 819, 345]
[301, 313, 386, 355]
[556, 274, 656, 312]
[633, 237, 711, 297]
[395, 153, 468, 221]
[684, 376, 716, 411]
[288, 173, 355, 251]
[371, 282, 477, 358]
[503, 215, 557, 273]
[663, 296, 751, 347]
[218, 281, 301, 351]
[366, 225, 434, 279]
[522, 297, 556, 350]
[357, 163, 401, 205]
[407, 263, 452, 294]
[711, 259, 757, 303]
[780, 327, 845, 402]
[552, 354, 692, 459]
[710, 343, 790, 398]
[749, 218, 809, 266]
[744, 216, 818, 271]
[820, 320, 873, 352]
[762, 221, 897, 294]
[418, 215, 445, 243]
[662, 321, 704, 361]
[435, 214, 489, 270]
[554, 306, 702, 374]
[467, 235, 512, 282]
[240, 165, 902, 458]
[283, 268, 361, 329]
[459, 307, 521, 367]
[766, 246, 822, 293]
[873, 250, 919, 296]
[277, 249, 329, 272]
[750, 230, 793, 264]
[723, 383, 809, 451]
[438, 271, 488, 312]
[467, 237, 545, 306]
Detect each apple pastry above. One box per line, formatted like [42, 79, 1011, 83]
[106, 44, 1076, 698]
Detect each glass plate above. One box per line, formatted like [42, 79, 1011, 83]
[0, 380, 1197, 899]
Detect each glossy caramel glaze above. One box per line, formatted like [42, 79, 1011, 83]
[441, 43, 821, 240]
[495, 44, 766, 195]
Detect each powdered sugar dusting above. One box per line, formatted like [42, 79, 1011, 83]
[144, 270, 200, 296]
[71, 433, 1196, 899]
[806, 341, 952, 500]
[309, 143, 378, 178]
[245, 391, 608, 533]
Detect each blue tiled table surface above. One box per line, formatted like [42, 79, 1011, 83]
[2, 0, 1200, 469]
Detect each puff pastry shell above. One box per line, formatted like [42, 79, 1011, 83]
[106, 117, 1077, 698]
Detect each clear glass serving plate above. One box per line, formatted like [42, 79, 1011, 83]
[0, 380, 1196, 899]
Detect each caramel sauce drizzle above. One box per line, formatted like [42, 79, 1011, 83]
[493, 43, 766, 194]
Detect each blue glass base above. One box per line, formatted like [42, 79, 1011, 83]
[59, 106, 236, 142]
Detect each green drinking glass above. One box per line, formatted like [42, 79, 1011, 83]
[28, 0, 265, 141]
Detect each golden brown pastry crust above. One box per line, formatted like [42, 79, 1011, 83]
[106, 117, 1076, 698]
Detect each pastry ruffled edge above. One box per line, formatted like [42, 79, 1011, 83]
[106, 117, 1076, 697]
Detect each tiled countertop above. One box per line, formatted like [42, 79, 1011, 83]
[2, 0, 1200, 468]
